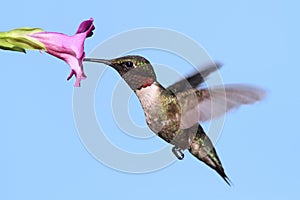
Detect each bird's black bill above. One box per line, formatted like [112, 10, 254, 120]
[84, 58, 112, 66]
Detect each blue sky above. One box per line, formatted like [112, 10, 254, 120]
[1, 0, 299, 199]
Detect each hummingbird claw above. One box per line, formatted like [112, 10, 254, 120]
[172, 146, 184, 160]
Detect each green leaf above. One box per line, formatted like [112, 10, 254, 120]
[0, 38, 26, 53]
[0, 27, 46, 53]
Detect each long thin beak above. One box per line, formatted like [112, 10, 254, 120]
[84, 58, 112, 66]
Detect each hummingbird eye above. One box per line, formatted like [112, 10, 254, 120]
[125, 61, 133, 68]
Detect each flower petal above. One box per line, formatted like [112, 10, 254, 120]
[28, 18, 95, 87]
[65, 56, 87, 87]
[75, 18, 95, 38]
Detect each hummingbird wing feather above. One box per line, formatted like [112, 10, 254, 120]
[177, 84, 266, 129]
[167, 62, 222, 93]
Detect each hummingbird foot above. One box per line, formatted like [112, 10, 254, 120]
[172, 146, 184, 160]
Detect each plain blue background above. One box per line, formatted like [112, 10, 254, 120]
[1, 0, 299, 199]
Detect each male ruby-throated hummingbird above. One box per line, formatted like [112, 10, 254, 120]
[84, 55, 265, 185]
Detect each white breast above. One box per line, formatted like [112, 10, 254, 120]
[135, 82, 165, 133]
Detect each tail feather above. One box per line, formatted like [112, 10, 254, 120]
[189, 125, 231, 186]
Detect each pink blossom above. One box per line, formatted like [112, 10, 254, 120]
[30, 18, 95, 87]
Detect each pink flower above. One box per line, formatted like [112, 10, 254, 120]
[30, 18, 95, 87]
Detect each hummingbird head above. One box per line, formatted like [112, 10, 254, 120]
[84, 55, 157, 90]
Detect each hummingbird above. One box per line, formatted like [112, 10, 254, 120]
[84, 55, 265, 185]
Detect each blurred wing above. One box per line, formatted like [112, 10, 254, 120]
[177, 84, 266, 129]
[167, 62, 222, 93]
